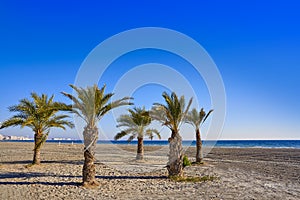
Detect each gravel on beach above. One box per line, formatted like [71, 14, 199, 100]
[0, 142, 299, 200]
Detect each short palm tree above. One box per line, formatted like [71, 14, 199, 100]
[62, 84, 132, 187]
[151, 92, 192, 177]
[0, 93, 74, 165]
[186, 108, 213, 163]
[114, 107, 161, 160]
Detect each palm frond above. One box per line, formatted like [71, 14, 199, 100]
[0, 118, 25, 129]
[115, 106, 159, 143]
[64, 84, 132, 128]
[116, 115, 135, 128]
[127, 135, 135, 143]
[114, 131, 128, 140]
[2, 92, 74, 141]
[186, 107, 213, 130]
[202, 109, 214, 125]
[145, 128, 161, 140]
[152, 91, 192, 134]
[97, 96, 133, 119]
[179, 96, 193, 128]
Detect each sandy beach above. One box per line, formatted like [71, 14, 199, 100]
[0, 142, 299, 200]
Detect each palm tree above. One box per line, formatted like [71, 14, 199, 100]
[151, 92, 192, 177]
[62, 84, 132, 187]
[0, 93, 74, 165]
[114, 107, 161, 160]
[186, 108, 213, 163]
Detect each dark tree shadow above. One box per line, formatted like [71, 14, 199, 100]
[96, 175, 168, 180]
[0, 160, 83, 165]
[0, 181, 80, 186]
[0, 171, 167, 180]
[43, 160, 83, 165]
[0, 160, 32, 165]
[0, 171, 59, 179]
[0, 171, 167, 187]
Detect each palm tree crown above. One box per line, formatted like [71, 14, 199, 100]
[62, 84, 133, 128]
[151, 92, 193, 134]
[185, 108, 214, 130]
[0, 93, 74, 135]
[115, 107, 161, 141]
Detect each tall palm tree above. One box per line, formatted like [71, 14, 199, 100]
[0, 93, 74, 165]
[186, 108, 213, 163]
[151, 92, 192, 177]
[114, 107, 161, 160]
[62, 84, 132, 187]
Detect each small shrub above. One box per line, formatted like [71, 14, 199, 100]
[169, 175, 218, 183]
[183, 155, 191, 167]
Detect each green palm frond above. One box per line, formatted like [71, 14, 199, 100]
[46, 119, 74, 130]
[202, 109, 214, 124]
[61, 92, 85, 113]
[127, 135, 136, 142]
[149, 106, 166, 122]
[152, 91, 192, 134]
[116, 115, 135, 128]
[179, 96, 193, 128]
[115, 106, 160, 142]
[185, 108, 199, 129]
[62, 84, 132, 127]
[114, 127, 137, 140]
[1, 93, 74, 136]
[186, 108, 213, 129]
[0, 118, 25, 129]
[97, 96, 133, 119]
[114, 131, 128, 140]
[145, 128, 161, 140]
[11, 113, 28, 120]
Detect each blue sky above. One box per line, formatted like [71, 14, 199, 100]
[0, 0, 299, 140]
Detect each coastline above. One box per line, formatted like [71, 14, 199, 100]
[0, 142, 299, 199]
[1, 139, 300, 149]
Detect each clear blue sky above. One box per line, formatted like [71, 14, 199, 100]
[0, 0, 299, 140]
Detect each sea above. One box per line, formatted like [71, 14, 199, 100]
[2, 140, 300, 149]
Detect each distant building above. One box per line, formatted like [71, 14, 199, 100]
[18, 136, 31, 140]
[51, 137, 72, 141]
[10, 136, 19, 140]
[0, 135, 31, 140]
[52, 138, 63, 141]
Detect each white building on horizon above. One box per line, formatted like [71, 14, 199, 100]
[0, 134, 31, 140]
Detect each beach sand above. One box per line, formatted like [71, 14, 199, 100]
[0, 142, 299, 199]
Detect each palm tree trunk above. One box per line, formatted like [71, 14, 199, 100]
[167, 130, 183, 177]
[136, 137, 144, 160]
[33, 133, 42, 165]
[195, 128, 203, 163]
[82, 126, 99, 187]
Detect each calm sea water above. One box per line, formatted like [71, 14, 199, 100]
[3, 140, 300, 149]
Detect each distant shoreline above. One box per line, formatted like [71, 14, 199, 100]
[1, 139, 299, 149]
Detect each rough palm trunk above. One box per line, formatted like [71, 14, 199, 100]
[136, 137, 144, 160]
[82, 126, 99, 187]
[195, 128, 203, 163]
[167, 130, 183, 177]
[33, 133, 42, 165]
